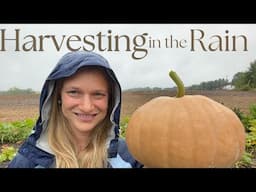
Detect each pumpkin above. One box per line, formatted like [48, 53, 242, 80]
[126, 70, 246, 168]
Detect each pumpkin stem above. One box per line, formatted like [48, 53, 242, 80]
[169, 70, 185, 98]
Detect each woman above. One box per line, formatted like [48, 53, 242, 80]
[8, 51, 143, 168]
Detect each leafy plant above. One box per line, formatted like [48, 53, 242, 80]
[232, 107, 244, 120]
[249, 104, 256, 119]
[0, 145, 17, 163]
[232, 104, 256, 167]
[246, 119, 256, 149]
[120, 116, 130, 138]
[0, 118, 35, 144]
[232, 107, 253, 132]
[234, 151, 253, 168]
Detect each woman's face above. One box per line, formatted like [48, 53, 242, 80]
[60, 69, 109, 136]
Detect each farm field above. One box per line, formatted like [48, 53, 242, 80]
[0, 90, 256, 123]
[121, 89, 256, 119]
[0, 90, 256, 168]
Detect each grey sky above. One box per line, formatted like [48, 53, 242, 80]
[0, 24, 255, 91]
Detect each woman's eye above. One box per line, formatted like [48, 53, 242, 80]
[94, 92, 106, 98]
[67, 90, 79, 96]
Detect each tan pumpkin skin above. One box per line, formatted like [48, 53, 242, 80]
[126, 95, 246, 168]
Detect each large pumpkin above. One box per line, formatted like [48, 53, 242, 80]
[126, 71, 246, 168]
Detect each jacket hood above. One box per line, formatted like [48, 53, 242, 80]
[31, 51, 122, 157]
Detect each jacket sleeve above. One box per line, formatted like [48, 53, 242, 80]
[117, 138, 144, 168]
[7, 152, 36, 168]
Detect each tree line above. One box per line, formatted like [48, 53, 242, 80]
[2, 60, 256, 93]
[0, 87, 37, 95]
[126, 60, 256, 92]
[189, 60, 256, 91]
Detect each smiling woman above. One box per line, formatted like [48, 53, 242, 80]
[52, 67, 113, 153]
[7, 51, 143, 168]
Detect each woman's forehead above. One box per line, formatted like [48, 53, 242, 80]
[62, 68, 108, 89]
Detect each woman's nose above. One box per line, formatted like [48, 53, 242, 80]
[80, 95, 94, 111]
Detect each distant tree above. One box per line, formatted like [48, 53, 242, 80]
[152, 87, 162, 92]
[189, 78, 229, 90]
[232, 60, 256, 90]
[247, 60, 256, 88]
[6, 87, 36, 94]
[232, 72, 248, 89]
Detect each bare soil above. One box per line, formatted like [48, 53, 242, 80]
[0, 90, 255, 122]
[121, 89, 256, 118]
[0, 94, 39, 122]
[0, 90, 255, 168]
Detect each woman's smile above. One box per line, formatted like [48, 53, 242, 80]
[74, 112, 98, 122]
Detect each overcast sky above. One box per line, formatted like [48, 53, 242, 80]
[0, 24, 255, 91]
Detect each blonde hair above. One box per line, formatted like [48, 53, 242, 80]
[47, 67, 115, 168]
